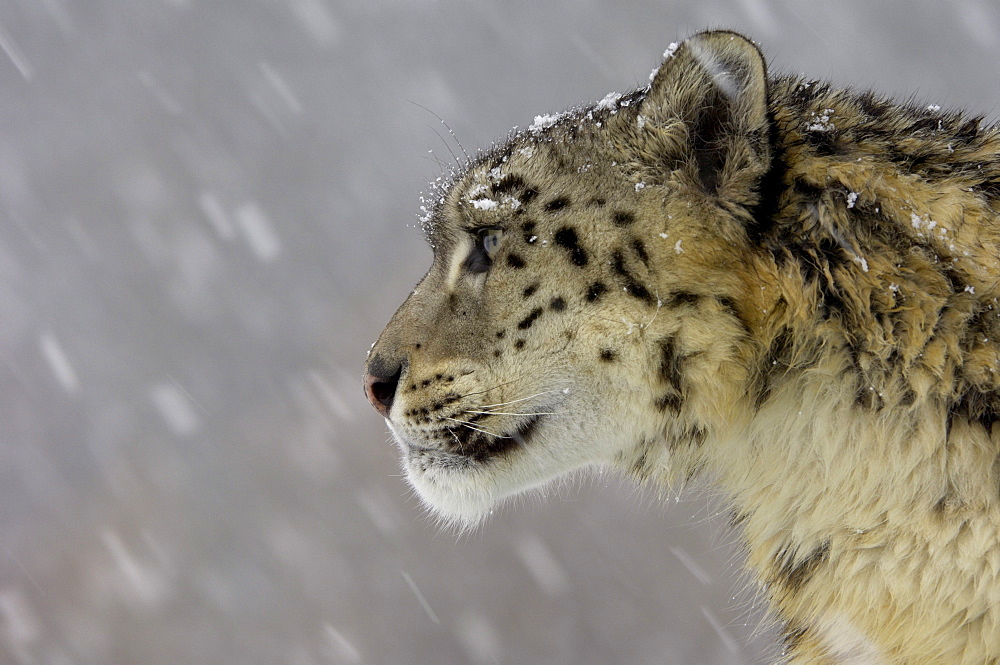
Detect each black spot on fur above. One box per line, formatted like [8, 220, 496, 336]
[717, 296, 738, 312]
[507, 253, 525, 268]
[523, 283, 538, 298]
[520, 187, 540, 205]
[544, 197, 570, 213]
[590, 197, 607, 207]
[679, 425, 708, 449]
[756, 330, 793, 409]
[667, 291, 700, 308]
[791, 177, 824, 201]
[777, 540, 830, 592]
[612, 210, 635, 226]
[900, 389, 917, 407]
[856, 385, 886, 411]
[554, 226, 588, 267]
[803, 129, 841, 156]
[585, 281, 607, 302]
[514, 339, 525, 350]
[857, 92, 893, 120]
[491, 174, 526, 195]
[495, 330, 505, 339]
[954, 117, 982, 143]
[978, 178, 1000, 200]
[730, 510, 750, 528]
[943, 269, 970, 298]
[782, 624, 808, 653]
[611, 251, 654, 304]
[522, 221, 537, 244]
[631, 238, 650, 266]
[655, 337, 684, 413]
[599, 348, 617, 362]
[517, 307, 544, 331]
[549, 297, 566, 312]
[949, 387, 1000, 433]
[714, 295, 752, 335]
[655, 393, 683, 414]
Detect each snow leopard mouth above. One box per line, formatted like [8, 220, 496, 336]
[449, 414, 545, 462]
[402, 413, 546, 465]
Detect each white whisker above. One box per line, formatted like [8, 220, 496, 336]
[443, 416, 500, 438]
[463, 410, 556, 417]
[476, 390, 563, 410]
[457, 378, 524, 399]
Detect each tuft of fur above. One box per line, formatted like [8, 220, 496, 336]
[366, 31, 1000, 663]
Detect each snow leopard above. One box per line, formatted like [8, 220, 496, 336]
[364, 30, 1000, 663]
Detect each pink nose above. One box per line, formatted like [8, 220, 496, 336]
[363, 354, 402, 418]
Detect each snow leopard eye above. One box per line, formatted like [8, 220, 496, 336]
[464, 227, 504, 274]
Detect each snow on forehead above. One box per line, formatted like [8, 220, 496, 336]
[417, 86, 646, 238]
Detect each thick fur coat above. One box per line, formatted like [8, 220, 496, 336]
[365, 31, 1000, 663]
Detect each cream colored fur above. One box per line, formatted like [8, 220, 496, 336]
[366, 31, 1000, 663]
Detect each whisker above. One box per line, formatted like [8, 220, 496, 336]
[443, 416, 500, 438]
[463, 410, 556, 417]
[476, 390, 564, 410]
[409, 100, 471, 166]
[456, 378, 524, 400]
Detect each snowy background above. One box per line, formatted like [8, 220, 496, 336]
[2, 2, 998, 664]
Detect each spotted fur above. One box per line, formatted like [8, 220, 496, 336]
[365, 31, 1000, 663]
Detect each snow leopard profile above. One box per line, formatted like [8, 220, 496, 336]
[364, 30, 1000, 663]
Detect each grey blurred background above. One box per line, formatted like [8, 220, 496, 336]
[1, 2, 997, 664]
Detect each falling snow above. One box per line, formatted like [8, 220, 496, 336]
[150, 381, 201, 436]
[235, 201, 281, 262]
[38, 331, 79, 394]
[4, 3, 990, 665]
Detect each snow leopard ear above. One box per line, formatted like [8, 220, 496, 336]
[628, 31, 770, 203]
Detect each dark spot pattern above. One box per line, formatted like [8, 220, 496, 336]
[544, 197, 570, 212]
[667, 292, 700, 308]
[520, 187, 539, 205]
[803, 128, 841, 156]
[514, 339, 526, 350]
[631, 238, 650, 266]
[584, 282, 607, 303]
[855, 385, 886, 411]
[507, 253, 525, 268]
[521, 221, 537, 244]
[523, 283, 539, 298]
[549, 297, 566, 311]
[949, 387, 1000, 433]
[491, 174, 526, 195]
[517, 307, 544, 330]
[655, 337, 684, 413]
[611, 250, 654, 304]
[599, 348, 617, 362]
[756, 330, 793, 409]
[782, 625, 808, 654]
[612, 211, 636, 226]
[776, 541, 831, 592]
[554, 226, 588, 267]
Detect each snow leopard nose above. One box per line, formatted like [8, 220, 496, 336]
[364, 353, 403, 418]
